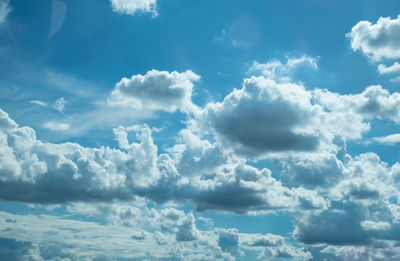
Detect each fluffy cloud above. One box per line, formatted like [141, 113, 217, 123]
[315, 85, 400, 124]
[348, 15, 400, 61]
[277, 152, 346, 189]
[0, 207, 312, 261]
[200, 77, 322, 156]
[0, 108, 326, 214]
[249, 56, 318, 82]
[0, 109, 160, 202]
[108, 70, 200, 113]
[110, 0, 158, 17]
[195, 74, 369, 158]
[292, 153, 400, 247]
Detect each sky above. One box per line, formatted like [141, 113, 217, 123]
[2, 0, 400, 260]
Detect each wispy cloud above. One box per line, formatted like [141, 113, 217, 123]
[371, 133, 400, 145]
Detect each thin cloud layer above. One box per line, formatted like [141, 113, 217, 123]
[0, 0, 10, 26]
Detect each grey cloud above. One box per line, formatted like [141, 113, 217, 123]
[218, 229, 239, 254]
[131, 231, 146, 240]
[278, 153, 345, 189]
[0, 109, 160, 203]
[196, 71, 376, 159]
[201, 76, 322, 156]
[295, 200, 400, 247]
[159, 208, 199, 241]
[1, 108, 323, 214]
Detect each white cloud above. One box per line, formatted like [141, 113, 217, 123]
[52, 97, 66, 113]
[314, 85, 400, 124]
[0, 0, 11, 26]
[0, 205, 313, 261]
[361, 220, 391, 231]
[377, 62, 400, 74]
[42, 121, 70, 131]
[371, 133, 400, 145]
[195, 74, 368, 158]
[249, 56, 318, 82]
[0, 107, 327, 214]
[347, 15, 400, 61]
[110, 0, 158, 17]
[108, 69, 200, 114]
[30, 100, 48, 107]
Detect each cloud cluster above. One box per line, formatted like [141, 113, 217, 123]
[194, 70, 374, 158]
[110, 0, 158, 17]
[0, 108, 327, 214]
[0, 207, 311, 261]
[4, 51, 400, 260]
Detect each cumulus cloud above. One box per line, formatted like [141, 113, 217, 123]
[0, 109, 160, 202]
[292, 152, 400, 248]
[108, 70, 200, 113]
[314, 85, 400, 124]
[200, 77, 322, 156]
[348, 15, 400, 61]
[0, 107, 326, 214]
[277, 152, 346, 189]
[195, 74, 369, 158]
[110, 0, 158, 17]
[243, 233, 284, 247]
[0, 207, 312, 261]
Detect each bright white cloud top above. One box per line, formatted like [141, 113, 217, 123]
[348, 15, 400, 61]
[2, 1, 400, 261]
[110, 0, 158, 17]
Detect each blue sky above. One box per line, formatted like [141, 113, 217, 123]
[2, 0, 400, 260]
